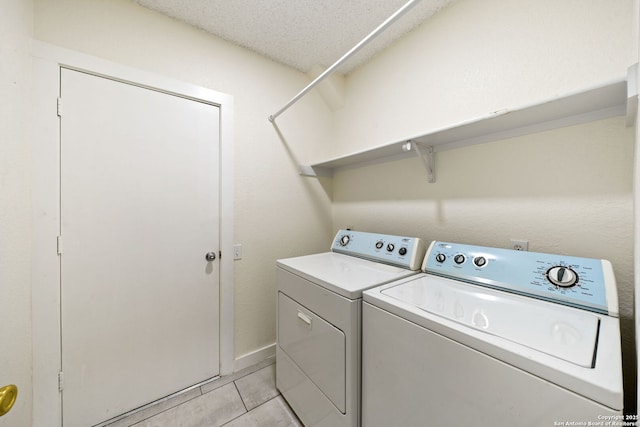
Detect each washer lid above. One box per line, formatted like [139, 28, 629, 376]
[277, 252, 416, 299]
[381, 275, 599, 367]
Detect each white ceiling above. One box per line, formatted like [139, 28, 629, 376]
[134, 0, 455, 74]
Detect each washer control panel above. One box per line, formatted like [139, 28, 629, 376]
[423, 241, 618, 316]
[332, 230, 426, 271]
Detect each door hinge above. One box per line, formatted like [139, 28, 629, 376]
[57, 236, 62, 255]
[58, 371, 64, 392]
[57, 97, 62, 117]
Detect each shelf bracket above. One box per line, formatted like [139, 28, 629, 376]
[405, 141, 435, 183]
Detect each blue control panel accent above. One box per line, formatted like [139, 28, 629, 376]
[331, 230, 425, 270]
[424, 242, 611, 315]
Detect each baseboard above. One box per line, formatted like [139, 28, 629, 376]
[233, 342, 276, 373]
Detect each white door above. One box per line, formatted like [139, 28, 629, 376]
[59, 68, 220, 426]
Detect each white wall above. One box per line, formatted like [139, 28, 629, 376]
[0, 0, 33, 425]
[331, 0, 638, 413]
[332, 0, 637, 157]
[32, 0, 334, 365]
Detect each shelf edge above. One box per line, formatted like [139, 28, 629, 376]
[309, 78, 628, 174]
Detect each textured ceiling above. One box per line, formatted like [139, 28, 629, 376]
[134, 0, 455, 74]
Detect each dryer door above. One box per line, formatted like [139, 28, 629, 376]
[278, 292, 346, 413]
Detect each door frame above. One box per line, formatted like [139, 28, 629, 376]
[31, 41, 235, 427]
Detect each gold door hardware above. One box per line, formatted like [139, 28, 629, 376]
[0, 384, 18, 417]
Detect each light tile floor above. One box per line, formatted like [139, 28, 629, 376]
[103, 358, 302, 427]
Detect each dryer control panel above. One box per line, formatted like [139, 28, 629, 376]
[332, 230, 426, 271]
[424, 241, 618, 316]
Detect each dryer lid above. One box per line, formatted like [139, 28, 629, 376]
[381, 276, 600, 368]
[277, 252, 416, 299]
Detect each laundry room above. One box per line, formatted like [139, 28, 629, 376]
[1, 0, 639, 426]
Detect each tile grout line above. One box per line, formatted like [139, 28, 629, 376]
[103, 384, 207, 426]
[126, 382, 250, 427]
[216, 381, 250, 427]
[123, 388, 206, 427]
[219, 394, 297, 427]
[233, 380, 249, 412]
[105, 359, 278, 427]
[201, 358, 275, 395]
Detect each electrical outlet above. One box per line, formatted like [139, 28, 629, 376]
[233, 244, 242, 260]
[510, 239, 529, 251]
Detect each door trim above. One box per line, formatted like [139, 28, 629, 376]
[31, 41, 235, 427]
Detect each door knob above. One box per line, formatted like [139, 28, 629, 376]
[205, 252, 217, 262]
[0, 384, 17, 417]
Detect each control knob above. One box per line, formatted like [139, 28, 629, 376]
[473, 256, 487, 267]
[546, 266, 578, 288]
[454, 254, 466, 264]
[339, 235, 350, 246]
[399, 247, 407, 256]
[386, 243, 395, 252]
[375, 241, 384, 249]
[435, 253, 446, 263]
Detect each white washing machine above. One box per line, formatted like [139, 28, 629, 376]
[276, 230, 426, 427]
[362, 241, 623, 427]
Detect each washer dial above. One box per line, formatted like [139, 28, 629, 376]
[473, 256, 487, 267]
[546, 266, 578, 288]
[339, 235, 350, 246]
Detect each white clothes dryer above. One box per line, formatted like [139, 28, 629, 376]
[276, 230, 426, 427]
[362, 241, 623, 427]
